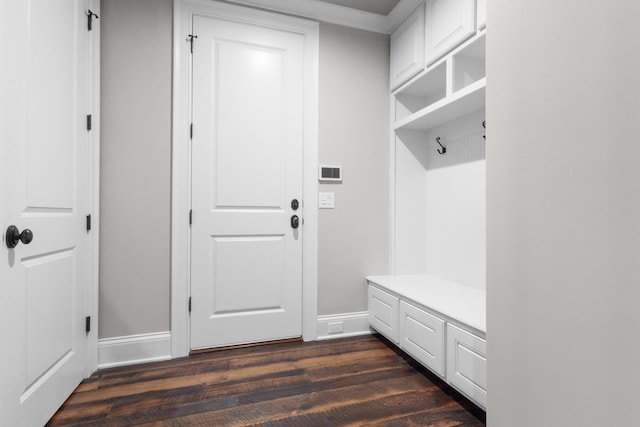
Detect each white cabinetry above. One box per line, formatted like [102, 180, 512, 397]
[425, 0, 476, 65]
[367, 276, 486, 409]
[447, 324, 487, 408]
[390, 3, 425, 89]
[477, 0, 486, 30]
[368, 285, 399, 343]
[399, 301, 445, 377]
[376, 0, 487, 411]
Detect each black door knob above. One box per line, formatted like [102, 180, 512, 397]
[6, 225, 33, 249]
[290, 215, 299, 229]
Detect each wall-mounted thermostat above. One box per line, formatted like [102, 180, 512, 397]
[318, 165, 342, 182]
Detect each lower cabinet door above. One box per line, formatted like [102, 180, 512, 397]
[446, 324, 487, 409]
[368, 285, 399, 343]
[399, 301, 445, 377]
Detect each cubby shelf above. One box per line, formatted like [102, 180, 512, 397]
[394, 78, 485, 132]
[393, 31, 486, 133]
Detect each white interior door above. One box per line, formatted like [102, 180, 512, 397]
[190, 15, 304, 349]
[0, 1, 92, 425]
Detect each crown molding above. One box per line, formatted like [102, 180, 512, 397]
[224, 0, 423, 33]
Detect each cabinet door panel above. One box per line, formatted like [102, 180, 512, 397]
[399, 301, 445, 376]
[390, 3, 425, 89]
[446, 324, 487, 408]
[368, 286, 399, 343]
[477, 0, 486, 30]
[425, 0, 476, 65]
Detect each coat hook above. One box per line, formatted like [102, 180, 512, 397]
[435, 136, 446, 155]
[482, 120, 486, 140]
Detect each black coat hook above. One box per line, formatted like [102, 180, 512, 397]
[435, 137, 446, 155]
[482, 120, 486, 140]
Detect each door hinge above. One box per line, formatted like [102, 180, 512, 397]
[86, 214, 92, 231]
[190, 123, 193, 140]
[188, 34, 198, 53]
[86, 114, 92, 131]
[85, 316, 91, 334]
[87, 10, 99, 31]
[189, 209, 192, 226]
[188, 297, 192, 314]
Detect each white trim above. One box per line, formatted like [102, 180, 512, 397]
[316, 312, 371, 340]
[98, 332, 172, 369]
[86, 0, 101, 377]
[172, 0, 320, 358]
[225, 0, 423, 34]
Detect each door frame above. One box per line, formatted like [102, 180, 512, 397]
[87, 0, 101, 375]
[171, 0, 319, 357]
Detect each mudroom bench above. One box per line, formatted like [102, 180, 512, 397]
[366, 275, 486, 409]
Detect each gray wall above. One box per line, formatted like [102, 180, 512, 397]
[99, 3, 390, 337]
[100, 0, 172, 338]
[318, 23, 390, 315]
[487, 0, 640, 425]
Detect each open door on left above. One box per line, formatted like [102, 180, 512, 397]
[0, 0, 96, 425]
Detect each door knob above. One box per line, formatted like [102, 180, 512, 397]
[290, 215, 300, 229]
[6, 225, 33, 249]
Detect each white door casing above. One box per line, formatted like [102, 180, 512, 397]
[0, 0, 99, 425]
[190, 15, 304, 349]
[171, 0, 318, 356]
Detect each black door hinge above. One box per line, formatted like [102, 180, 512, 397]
[190, 123, 193, 139]
[85, 316, 91, 334]
[188, 34, 198, 53]
[189, 210, 192, 226]
[188, 297, 192, 313]
[87, 10, 99, 31]
[86, 114, 92, 131]
[86, 214, 92, 231]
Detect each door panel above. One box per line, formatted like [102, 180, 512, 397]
[0, 0, 92, 425]
[190, 15, 304, 349]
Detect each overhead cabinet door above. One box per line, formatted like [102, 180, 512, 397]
[425, 0, 476, 65]
[390, 3, 425, 89]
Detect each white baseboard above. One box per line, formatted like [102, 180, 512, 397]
[98, 331, 172, 369]
[316, 311, 371, 340]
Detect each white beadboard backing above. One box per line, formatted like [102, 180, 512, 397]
[394, 109, 486, 290]
[98, 332, 172, 369]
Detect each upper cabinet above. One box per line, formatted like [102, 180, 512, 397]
[390, 3, 425, 90]
[477, 0, 486, 30]
[425, 0, 476, 65]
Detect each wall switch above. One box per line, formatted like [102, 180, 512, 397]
[319, 192, 335, 209]
[328, 321, 344, 334]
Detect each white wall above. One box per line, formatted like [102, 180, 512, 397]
[100, 0, 172, 338]
[318, 23, 390, 315]
[99, 4, 390, 337]
[487, 0, 640, 425]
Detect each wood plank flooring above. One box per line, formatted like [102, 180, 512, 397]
[47, 335, 485, 426]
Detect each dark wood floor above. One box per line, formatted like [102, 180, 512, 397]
[48, 335, 485, 426]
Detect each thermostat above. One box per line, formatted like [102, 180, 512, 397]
[318, 165, 342, 182]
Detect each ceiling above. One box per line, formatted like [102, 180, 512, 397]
[227, 0, 421, 33]
[317, 0, 402, 16]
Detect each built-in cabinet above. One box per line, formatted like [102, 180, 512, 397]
[390, 3, 425, 89]
[370, 0, 487, 411]
[425, 0, 476, 66]
[367, 276, 486, 409]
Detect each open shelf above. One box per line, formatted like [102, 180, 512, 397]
[453, 33, 486, 92]
[394, 78, 485, 132]
[394, 62, 447, 122]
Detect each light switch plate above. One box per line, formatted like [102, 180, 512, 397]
[319, 192, 335, 209]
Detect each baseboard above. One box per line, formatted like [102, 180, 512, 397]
[98, 331, 172, 369]
[316, 311, 371, 340]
